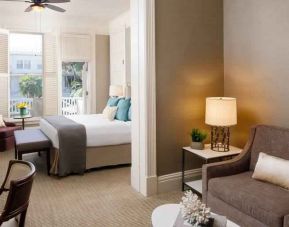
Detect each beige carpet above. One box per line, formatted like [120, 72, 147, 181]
[0, 150, 182, 227]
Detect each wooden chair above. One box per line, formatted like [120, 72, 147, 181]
[0, 160, 36, 227]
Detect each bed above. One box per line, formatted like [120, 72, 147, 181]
[40, 114, 131, 175]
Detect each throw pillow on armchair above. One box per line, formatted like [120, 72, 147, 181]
[0, 115, 6, 127]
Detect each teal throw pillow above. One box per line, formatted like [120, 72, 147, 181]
[128, 106, 132, 121]
[116, 98, 131, 121]
[107, 97, 120, 107]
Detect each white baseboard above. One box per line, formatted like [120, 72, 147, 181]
[157, 168, 202, 193]
[145, 175, 158, 196]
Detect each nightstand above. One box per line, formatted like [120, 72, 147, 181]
[182, 144, 242, 195]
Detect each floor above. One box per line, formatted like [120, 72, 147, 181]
[0, 150, 182, 227]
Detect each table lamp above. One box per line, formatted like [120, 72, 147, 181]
[109, 85, 123, 97]
[205, 97, 237, 152]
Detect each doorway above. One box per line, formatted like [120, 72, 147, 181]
[61, 62, 88, 115]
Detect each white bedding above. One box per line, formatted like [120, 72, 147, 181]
[40, 114, 131, 149]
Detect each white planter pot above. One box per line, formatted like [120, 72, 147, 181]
[190, 142, 204, 150]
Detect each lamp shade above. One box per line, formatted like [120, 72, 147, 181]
[205, 97, 237, 126]
[109, 85, 123, 97]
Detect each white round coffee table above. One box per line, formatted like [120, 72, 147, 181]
[151, 204, 239, 227]
[152, 204, 180, 227]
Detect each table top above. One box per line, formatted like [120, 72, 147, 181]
[151, 204, 239, 227]
[183, 144, 242, 160]
[13, 115, 32, 120]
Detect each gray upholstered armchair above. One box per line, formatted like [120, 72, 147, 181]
[203, 125, 289, 227]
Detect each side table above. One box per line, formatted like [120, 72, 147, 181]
[13, 115, 32, 130]
[182, 144, 242, 195]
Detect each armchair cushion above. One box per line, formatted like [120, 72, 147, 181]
[253, 152, 289, 190]
[208, 171, 289, 227]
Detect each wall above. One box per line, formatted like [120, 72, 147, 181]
[224, 0, 289, 147]
[109, 11, 130, 86]
[156, 0, 224, 176]
[95, 35, 110, 113]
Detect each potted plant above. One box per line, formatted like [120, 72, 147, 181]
[16, 102, 29, 116]
[190, 128, 207, 150]
[180, 191, 214, 227]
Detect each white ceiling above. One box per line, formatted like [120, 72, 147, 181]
[0, 0, 130, 22]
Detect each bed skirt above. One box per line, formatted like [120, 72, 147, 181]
[50, 144, 131, 175]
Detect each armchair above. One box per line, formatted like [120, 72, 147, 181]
[203, 125, 289, 227]
[0, 122, 21, 152]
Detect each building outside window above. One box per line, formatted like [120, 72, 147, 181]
[24, 60, 31, 69]
[16, 60, 23, 69]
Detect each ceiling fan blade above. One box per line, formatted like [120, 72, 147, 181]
[45, 0, 69, 3]
[44, 4, 65, 12]
[24, 6, 32, 12]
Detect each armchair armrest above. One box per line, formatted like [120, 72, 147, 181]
[202, 127, 257, 204]
[4, 121, 16, 127]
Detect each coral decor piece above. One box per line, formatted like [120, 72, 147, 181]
[180, 191, 212, 227]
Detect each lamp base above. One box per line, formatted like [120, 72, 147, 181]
[210, 126, 230, 152]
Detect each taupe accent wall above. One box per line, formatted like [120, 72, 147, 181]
[224, 0, 289, 147]
[95, 35, 110, 113]
[156, 0, 224, 175]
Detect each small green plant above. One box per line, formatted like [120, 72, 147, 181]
[190, 128, 207, 142]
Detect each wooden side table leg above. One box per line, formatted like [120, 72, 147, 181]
[22, 119, 25, 130]
[182, 149, 185, 191]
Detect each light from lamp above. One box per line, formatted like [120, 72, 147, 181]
[32, 5, 45, 12]
[205, 97, 237, 126]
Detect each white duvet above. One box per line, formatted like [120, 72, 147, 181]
[40, 114, 131, 149]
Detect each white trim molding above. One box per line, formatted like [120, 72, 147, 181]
[130, 0, 157, 196]
[158, 169, 202, 193]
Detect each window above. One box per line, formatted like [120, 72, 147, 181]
[16, 60, 23, 69]
[24, 60, 31, 69]
[9, 33, 43, 117]
[37, 64, 42, 70]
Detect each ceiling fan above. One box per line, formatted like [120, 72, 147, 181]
[0, 0, 70, 13]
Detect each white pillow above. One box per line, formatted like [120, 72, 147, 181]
[252, 152, 289, 190]
[103, 106, 118, 121]
[0, 115, 6, 127]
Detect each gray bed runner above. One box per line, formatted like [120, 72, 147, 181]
[44, 116, 86, 176]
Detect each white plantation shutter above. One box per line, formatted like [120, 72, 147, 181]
[0, 29, 9, 117]
[43, 33, 58, 116]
